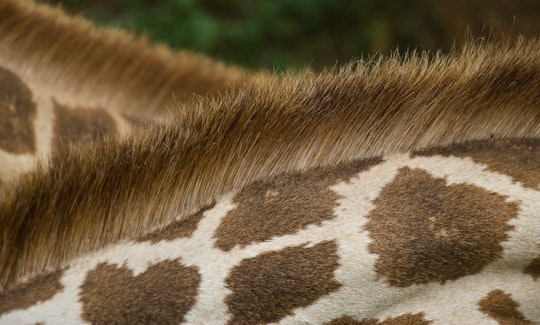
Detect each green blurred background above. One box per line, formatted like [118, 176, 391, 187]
[40, 0, 540, 70]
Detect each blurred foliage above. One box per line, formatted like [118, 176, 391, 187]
[42, 0, 540, 70]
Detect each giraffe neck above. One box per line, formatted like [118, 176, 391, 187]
[1, 38, 540, 291]
[0, 0, 251, 119]
[1, 137, 538, 324]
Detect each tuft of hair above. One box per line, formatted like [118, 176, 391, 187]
[0, 0, 251, 118]
[1, 38, 540, 290]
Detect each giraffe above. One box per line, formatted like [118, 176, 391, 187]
[0, 1, 539, 324]
[0, 33, 539, 323]
[0, 0, 252, 190]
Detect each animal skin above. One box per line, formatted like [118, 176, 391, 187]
[0, 0, 539, 324]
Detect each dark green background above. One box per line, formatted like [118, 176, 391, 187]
[42, 0, 540, 70]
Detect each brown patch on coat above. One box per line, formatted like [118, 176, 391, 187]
[415, 138, 540, 189]
[524, 256, 540, 280]
[0, 270, 63, 315]
[478, 289, 534, 325]
[326, 313, 431, 325]
[79, 260, 200, 325]
[225, 241, 341, 324]
[0, 67, 36, 154]
[214, 158, 381, 251]
[53, 101, 116, 154]
[365, 167, 518, 287]
[137, 202, 215, 243]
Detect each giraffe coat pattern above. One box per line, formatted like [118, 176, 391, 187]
[0, 0, 539, 324]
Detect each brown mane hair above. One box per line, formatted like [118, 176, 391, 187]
[1, 38, 540, 290]
[0, 0, 250, 117]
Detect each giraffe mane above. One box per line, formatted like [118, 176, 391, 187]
[1, 38, 540, 290]
[0, 0, 249, 118]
